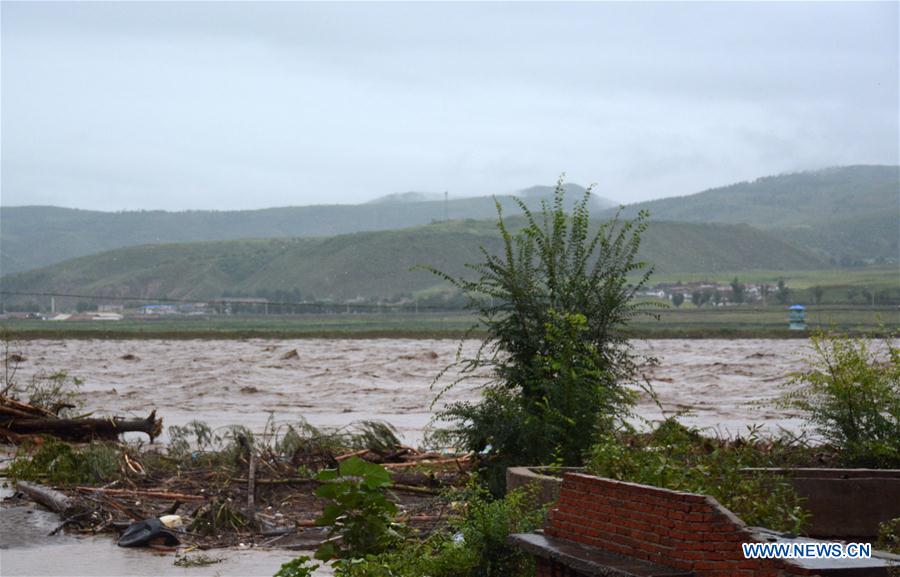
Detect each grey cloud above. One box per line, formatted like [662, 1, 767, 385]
[1, 2, 897, 210]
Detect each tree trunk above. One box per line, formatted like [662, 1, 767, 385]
[17, 481, 83, 516]
[3, 410, 162, 442]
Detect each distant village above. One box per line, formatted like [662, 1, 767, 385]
[1, 279, 797, 322]
[636, 280, 786, 306]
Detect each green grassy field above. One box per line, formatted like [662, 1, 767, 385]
[2, 305, 897, 340]
[646, 266, 898, 290]
[629, 305, 899, 336]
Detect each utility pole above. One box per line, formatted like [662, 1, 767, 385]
[444, 191, 449, 222]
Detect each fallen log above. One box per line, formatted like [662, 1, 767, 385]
[335, 449, 370, 462]
[2, 410, 162, 442]
[0, 395, 57, 418]
[0, 405, 41, 419]
[231, 476, 315, 486]
[390, 484, 440, 495]
[74, 486, 207, 502]
[381, 455, 472, 470]
[17, 480, 85, 517]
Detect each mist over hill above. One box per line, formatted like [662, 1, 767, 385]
[0, 183, 611, 275]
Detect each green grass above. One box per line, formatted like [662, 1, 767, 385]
[630, 305, 900, 336]
[3, 305, 896, 340]
[0, 313, 481, 339]
[647, 266, 899, 290]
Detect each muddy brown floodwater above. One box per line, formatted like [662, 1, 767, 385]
[1, 338, 836, 576]
[6, 338, 816, 443]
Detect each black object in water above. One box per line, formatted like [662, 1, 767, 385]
[117, 518, 180, 548]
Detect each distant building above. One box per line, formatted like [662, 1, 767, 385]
[92, 312, 123, 321]
[218, 297, 269, 315]
[139, 304, 177, 315]
[178, 302, 209, 314]
[98, 304, 125, 313]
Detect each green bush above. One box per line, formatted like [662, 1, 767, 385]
[7, 438, 121, 485]
[876, 517, 900, 555]
[314, 457, 400, 561]
[779, 330, 900, 467]
[274, 556, 319, 577]
[328, 483, 546, 577]
[428, 179, 655, 493]
[587, 419, 809, 533]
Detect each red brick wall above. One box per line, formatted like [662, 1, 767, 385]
[543, 472, 809, 577]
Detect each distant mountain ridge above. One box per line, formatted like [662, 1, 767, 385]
[366, 192, 443, 204]
[1, 166, 895, 279]
[0, 183, 612, 275]
[0, 218, 825, 306]
[598, 165, 898, 262]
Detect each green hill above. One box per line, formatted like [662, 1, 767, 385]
[0, 219, 826, 306]
[0, 184, 611, 275]
[600, 165, 899, 262]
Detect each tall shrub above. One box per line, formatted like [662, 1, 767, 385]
[780, 330, 900, 467]
[427, 178, 655, 491]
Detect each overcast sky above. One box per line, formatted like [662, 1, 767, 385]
[1, 2, 897, 211]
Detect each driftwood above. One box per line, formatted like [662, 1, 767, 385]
[247, 443, 257, 523]
[17, 480, 85, 517]
[382, 454, 472, 470]
[0, 395, 57, 418]
[73, 486, 207, 502]
[2, 410, 162, 442]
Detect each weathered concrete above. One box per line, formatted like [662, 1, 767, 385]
[746, 468, 900, 539]
[506, 466, 576, 505]
[509, 533, 695, 577]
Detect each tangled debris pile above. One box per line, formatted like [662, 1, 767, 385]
[0, 394, 162, 443]
[0, 337, 472, 552]
[2, 416, 473, 551]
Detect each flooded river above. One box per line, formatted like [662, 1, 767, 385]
[4, 338, 815, 442]
[3, 338, 820, 576]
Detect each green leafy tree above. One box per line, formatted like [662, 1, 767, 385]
[861, 288, 874, 306]
[691, 290, 704, 307]
[812, 285, 825, 305]
[776, 278, 791, 305]
[671, 293, 684, 308]
[426, 178, 655, 492]
[730, 277, 745, 304]
[760, 283, 771, 305]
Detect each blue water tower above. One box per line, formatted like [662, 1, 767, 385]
[788, 304, 807, 330]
